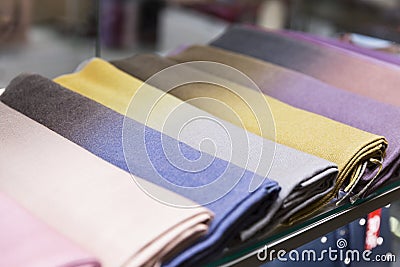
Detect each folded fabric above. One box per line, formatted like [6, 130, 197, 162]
[56, 58, 337, 235]
[210, 25, 400, 107]
[0, 74, 280, 267]
[168, 45, 400, 196]
[0, 101, 214, 267]
[0, 192, 100, 267]
[168, 50, 387, 204]
[279, 30, 400, 66]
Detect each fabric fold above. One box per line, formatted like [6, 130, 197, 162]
[0, 192, 100, 267]
[0, 100, 213, 267]
[168, 44, 400, 195]
[1, 74, 280, 267]
[110, 54, 342, 228]
[210, 25, 400, 107]
[54, 58, 338, 236]
[166, 50, 387, 203]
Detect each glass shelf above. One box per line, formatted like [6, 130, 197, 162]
[209, 179, 400, 267]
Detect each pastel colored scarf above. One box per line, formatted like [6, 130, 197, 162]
[0, 192, 100, 267]
[0, 100, 213, 267]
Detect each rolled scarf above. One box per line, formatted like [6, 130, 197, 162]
[0, 74, 280, 267]
[55, 58, 338, 235]
[112, 54, 340, 230]
[167, 45, 400, 198]
[0, 192, 100, 267]
[0, 101, 213, 267]
[210, 25, 400, 107]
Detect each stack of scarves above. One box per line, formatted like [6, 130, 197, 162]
[0, 74, 280, 267]
[111, 54, 387, 204]
[210, 25, 400, 194]
[53, 59, 338, 235]
[164, 45, 400, 197]
[1, 23, 399, 267]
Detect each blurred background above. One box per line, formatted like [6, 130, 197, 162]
[0, 0, 399, 266]
[1, 0, 400, 88]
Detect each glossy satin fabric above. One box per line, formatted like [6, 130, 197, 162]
[0, 192, 100, 267]
[0, 100, 214, 267]
[55, 58, 338, 235]
[0, 74, 280, 267]
[168, 45, 400, 195]
[109, 54, 339, 225]
[211, 25, 400, 107]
